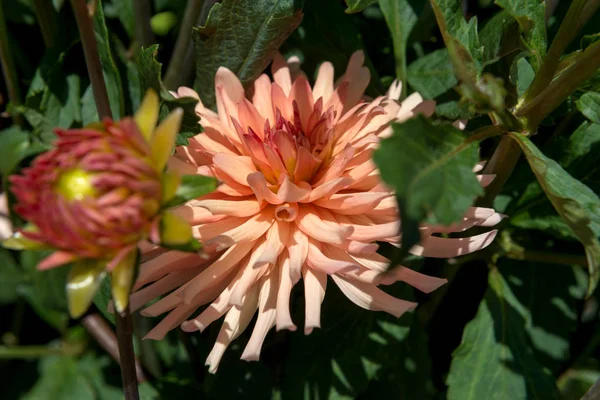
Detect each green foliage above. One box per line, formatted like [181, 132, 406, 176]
[447, 267, 563, 399]
[379, 0, 417, 96]
[344, 0, 378, 14]
[374, 116, 483, 252]
[577, 92, 600, 124]
[508, 132, 600, 295]
[192, 0, 303, 108]
[1, 0, 600, 398]
[138, 45, 203, 144]
[162, 175, 217, 209]
[407, 49, 456, 99]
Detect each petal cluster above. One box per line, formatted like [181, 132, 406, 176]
[7, 91, 191, 317]
[134, 52, 501, 372]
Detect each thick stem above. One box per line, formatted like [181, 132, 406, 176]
[82, 314, 147, 383]
[478, 135, 522, 207]
[115, 307, 140, 400]
[33, 0, 57, 48]
[0, 1, 23, 125]
[504, 249, 588, 267]
[516, 40, 600, 130]
[521, 0, 595, 105]
[164, 0, 205, 89]
[133, 0, 154, 49]
[70, 0, 111, 119]
[0, 344, 82, 359]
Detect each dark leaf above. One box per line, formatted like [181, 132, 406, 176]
[577, 92, 600, 124]
[407, 48, 456, 99]
[495, 0, 547, 71]
[193, 0, 303, 107]
[373, 116, 483, 253]
[508, 132, 600, 295]
[446, 268, 562, 399]
[92, 0, 125, 120]
[344, 0, 377, 13]
[138, 45, 203, 144]
[163, 174, 217, 209]
[379, 0, 417, 95]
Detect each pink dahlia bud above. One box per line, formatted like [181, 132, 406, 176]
[132, 52, 502, 372]
[5, 90, 193, 318]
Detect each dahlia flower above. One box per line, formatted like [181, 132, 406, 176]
[5, 90, 194, 318]
[133, 52, 501, 372]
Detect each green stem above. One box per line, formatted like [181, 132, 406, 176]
[0, 1, 22, 125]
[521, 0, 596, 106]
[478, 135, 522, 207]
[70, 0, 112, 119]
[504, 249, 588, 267]
[0, 344, 82, 359]
[164, 0, 204, 89]
[133, 0, 154, 49]
[82, 314, 147, 383]
[115, 306, 140, 400]
[33, 0, 57, 48]
[517, 40, 600, 131]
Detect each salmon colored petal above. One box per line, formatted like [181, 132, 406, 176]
[271, 52, 292, 96]
[303, 267, 326, 335]
[276, 255, 297, 331]
[213, 153, 257, 187]
[252, 74, 275, 124]
[295, 204, 353, 245]
[411, 230, 499, 258]
[331, 274, 417, 318]
[192, 197, 264, 217]
[205, 284, 259, 373]
[313, 62, 335, 103]
[241, 273, 278, 361]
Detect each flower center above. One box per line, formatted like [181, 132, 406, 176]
[275, 202, 299, 222]
[236, 98, 335, 184]
[55, 168, 97, 201]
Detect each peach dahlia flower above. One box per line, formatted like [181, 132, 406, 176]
[132, 52, 501, 372]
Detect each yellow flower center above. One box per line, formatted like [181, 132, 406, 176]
[55, 168, 97, 201]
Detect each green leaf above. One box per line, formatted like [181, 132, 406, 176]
[495, 0, 547, 71]
[510, 121, 600, 240]
[19, 250, 70, 332]
[92, 0, 124, 120]
[502, 259, 587, 374]
[0, 248, 23, 304]
[373, 116, 483, 252]
[138, 45, 203, 144]
[192, 0, 303, 108]
[23, 356, 95, 400]
[23, 354, 123, 400]
[379, 0, 417, 97]
[577, 92, 600, 124]
[430, 0, 507, 114]
[407, 48, 457, 99]
[92, 278, 115, 324]
[508, 132, 600, 296]
[0, 126, 49, 175]
[104, 0, 135, 38]
[282, 0, 383, 97]
[344, 0, 377, 13]
[162, 174, 218, 209]
[512, 57, 535, 97]
[280, 283, 435, 399]
[446, 268, 562, 400]
[479, 11, 522, 66]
